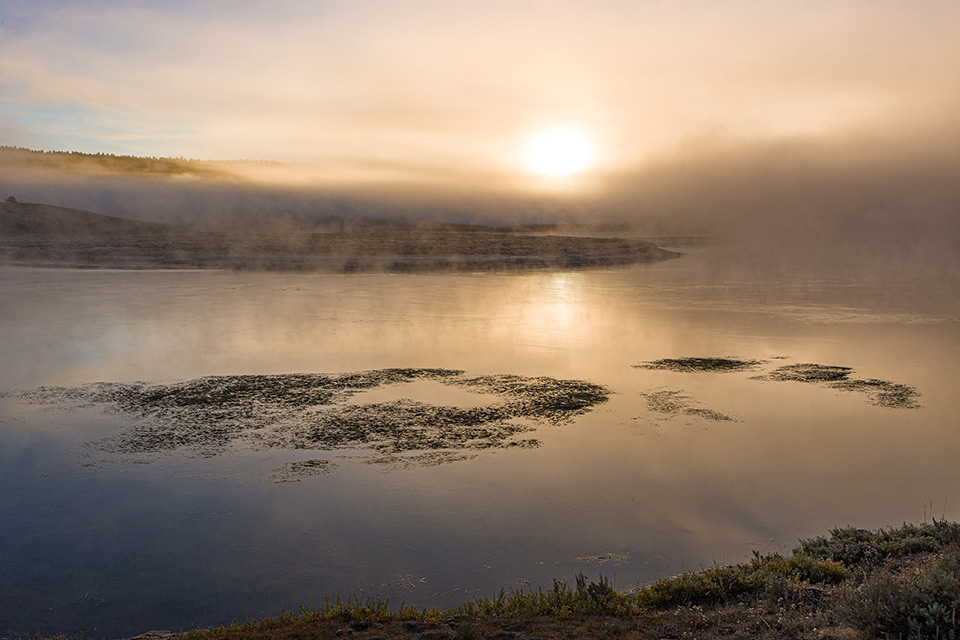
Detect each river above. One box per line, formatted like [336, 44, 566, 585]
[1, 247, 958, 637]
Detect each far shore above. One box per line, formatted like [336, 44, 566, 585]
[1, 200, 687, 273]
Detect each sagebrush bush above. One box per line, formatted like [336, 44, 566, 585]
[798, 520, 960, 570]
[633, 553, 847, 608]
[843, 546, 960, 639]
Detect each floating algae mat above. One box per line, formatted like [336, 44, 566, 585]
[753, 363, 922, 409]
[634, 357, 765, 373]
[639, 388, 736, 422]
[633, 356, 921, 410]
[13, 368, 609, 473]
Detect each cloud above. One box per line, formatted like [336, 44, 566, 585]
[2, 0, 959, 168]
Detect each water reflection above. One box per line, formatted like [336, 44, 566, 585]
[1, 252, 959, 637]
[520, 272, 584, 338]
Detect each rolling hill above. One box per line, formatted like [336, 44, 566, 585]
[0, 198, 680, 271]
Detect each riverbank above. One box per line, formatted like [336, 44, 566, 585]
[0, 200, 682, 272]
[168, 520, 959, 640]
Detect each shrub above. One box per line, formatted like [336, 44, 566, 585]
[843, 546, 960, 639]
[798, 520, 960, 570]
[633, 553, 846, 608]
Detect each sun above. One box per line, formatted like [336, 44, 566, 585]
[525, 127, 594, 177]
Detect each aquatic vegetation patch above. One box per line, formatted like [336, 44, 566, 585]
[575, 553, 631, 567]
[634, 357, 765, 373]
[635, 357, 921, 409]
[639, 388, 736, 422]
[268, 459, 339, 482]
[831, 378, 922, 408]
[756, 363, 921, 409]
[757, 363, 854, 383]
[14, 368, 608, 473]
[359, 450, 483, 471]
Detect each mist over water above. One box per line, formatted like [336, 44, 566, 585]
[1, 248, 959, 637]
[4, 109, 959, 278]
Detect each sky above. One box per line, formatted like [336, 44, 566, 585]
[2, 1, 958, 166]
[1, 0, 960, 252]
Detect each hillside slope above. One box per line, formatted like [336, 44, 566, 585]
[0, 200, 192, 237]
[0, 199, 680, 271]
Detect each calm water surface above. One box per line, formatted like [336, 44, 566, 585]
[2, 249, 959, 637]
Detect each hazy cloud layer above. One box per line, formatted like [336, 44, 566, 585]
[3, 1, 960, 166]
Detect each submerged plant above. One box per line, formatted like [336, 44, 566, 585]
[756, 363, 921, 408]
[639, 388, 736, 422]
[14, 368, 610, 473]
[634, 357, 765, 373]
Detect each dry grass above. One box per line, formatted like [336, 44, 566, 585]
[177, 601, 860, 640]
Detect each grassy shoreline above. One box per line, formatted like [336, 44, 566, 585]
[149, 520, 960, 640]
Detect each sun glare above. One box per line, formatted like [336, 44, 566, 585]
[525, 128, 594, 177]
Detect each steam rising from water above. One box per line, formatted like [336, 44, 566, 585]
[2, 48, 960, 280]
[4, 117, 959, 277]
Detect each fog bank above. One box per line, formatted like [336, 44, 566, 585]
[2, 111, 959, 275]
